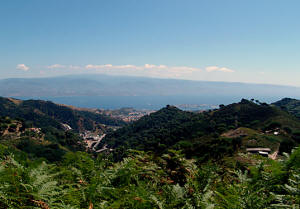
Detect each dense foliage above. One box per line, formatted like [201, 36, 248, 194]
[0, 97, 127, 162]
[0, 116, 84, 162]
[0, 97, 125, 132]
[0, 145, 299, 208]
[0, 98, 300, 208]
[273, 98, 300, 119]
[102, 100, 300, 160]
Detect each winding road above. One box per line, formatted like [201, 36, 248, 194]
[92, 134, 106, 151]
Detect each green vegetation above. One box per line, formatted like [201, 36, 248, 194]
[0, 116, 84, 162]
[0, 98, 300, 208]
[0, 97, 126, 162]
[102, 99, 300, 160]
[273, 98, 300, 119]
[0, 97, 125, 132]
[0, 145, 299, 208]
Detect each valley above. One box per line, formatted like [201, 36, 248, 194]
[2, 1, 300, 207]
[0, 96, 300, 208]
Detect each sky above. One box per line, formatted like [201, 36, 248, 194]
[1, 0, 300, 86]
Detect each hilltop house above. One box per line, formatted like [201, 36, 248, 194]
[246, 148, 271, 157]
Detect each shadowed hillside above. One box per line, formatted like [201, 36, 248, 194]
[273, 98, 300, 119]
[0, 97, 125, 132]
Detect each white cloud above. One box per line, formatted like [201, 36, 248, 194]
[205, 66, 234, 73]
[47, 64, 67, 69]
[144, 64, 168, 69]
[84, 64, 201, 72]
[85, 64, 142, 70]
[205, 66, 219, 72]
[85, 64, 114, 69]
[47, 64, 84, 70]
[16, 64, 30, 71]
[170, 66, 199, 72]
[43, 63, 235, 80]
[82, 64, 202, 79]
[116, 64, 138, 69]
[219, 67, 235, 73]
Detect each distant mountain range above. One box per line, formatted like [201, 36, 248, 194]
[1, 74, 300, 109]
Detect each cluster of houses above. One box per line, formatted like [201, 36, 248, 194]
[116, 110, 155, 122]
[101, 109, 155, 122]
[265, 127, 280, 136]
[28, 127, 41, 133]
[80, 131, 106, 151]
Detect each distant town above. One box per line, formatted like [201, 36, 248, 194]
[98, 108, 156, 122]
[98, 104, 218, 122]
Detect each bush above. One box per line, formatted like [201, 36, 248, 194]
[292, 131, 300, 143]
[0, 124, 8, 131]
[287, 147, 300, 169]
[267, 122, 282, 130]
[8, 124, 17, 132]
[283, 127, 292, 134]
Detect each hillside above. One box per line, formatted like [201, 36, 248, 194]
[0, 97, 125, 132]
[101, 99, 300, 160]
[273, 98, 300, 119]
[0, 115, 83, 161]
[0, 98, 300, 208]
[0, 97, 126, 161]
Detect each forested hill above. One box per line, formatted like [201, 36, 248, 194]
[0, 97, 125, 132]
[0, 98, 300, 208]
[0, 97, 125, 162]
[273, 98, 300, 119]
[102, 99, 300, 160]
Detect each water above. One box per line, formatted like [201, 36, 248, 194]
[14, 95, 284, 110]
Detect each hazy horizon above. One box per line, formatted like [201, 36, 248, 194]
[1, 74, 300, 110]
[2, 73, 300, 88]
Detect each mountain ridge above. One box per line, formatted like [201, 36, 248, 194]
[101, 99, 300, 161]
[273, 97, 300, 119]
[0, 96, 125, 132]
[1, 74, 300, 97]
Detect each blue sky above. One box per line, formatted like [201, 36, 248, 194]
[1, 0, 300, 86]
